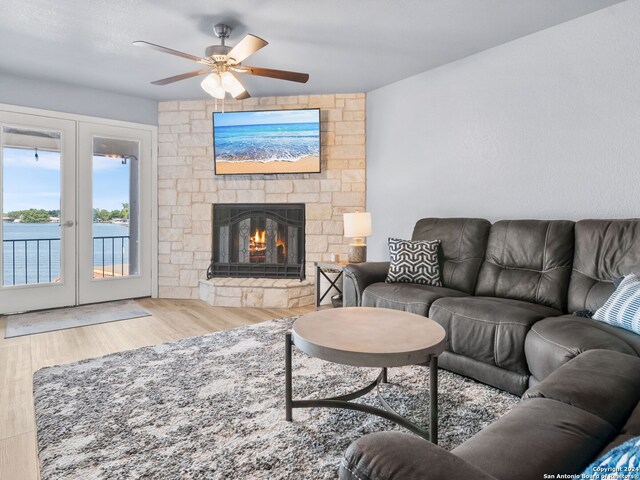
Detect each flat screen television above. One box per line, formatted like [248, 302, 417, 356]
[213, 108, 321, 175]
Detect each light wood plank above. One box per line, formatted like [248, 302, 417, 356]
[0, 432, 39, 480]
[0, 343, 35, 439]
[0, 298, 312, 478]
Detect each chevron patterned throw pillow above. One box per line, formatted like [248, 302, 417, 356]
[385, 238, 442, 286]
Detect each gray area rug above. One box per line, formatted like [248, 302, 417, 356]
[6, 300, 150, 338]
[34, 317, 519, 479]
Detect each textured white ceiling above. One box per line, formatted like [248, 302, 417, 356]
[0, 0, 621, 100]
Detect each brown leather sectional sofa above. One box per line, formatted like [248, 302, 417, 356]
[339, 218, 640, 480]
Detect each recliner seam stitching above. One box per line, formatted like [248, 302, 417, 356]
[484, 260, 569, 274]
[340, 458, 377, 480]
[457, 219, 468, 260]
[494, 322, 499, 367]
[535, 222, 552, 304]
[447, 257, 484, 263]
[572, 268, 614, 283]
[529, 326, 580, 355]
[365, 290, 431, 307]
[449, 219, 469, 288]
[599, 222, 613, 279]
[430, 304, 540, 326]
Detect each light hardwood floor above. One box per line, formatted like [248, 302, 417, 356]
[0, 298, 313, 480]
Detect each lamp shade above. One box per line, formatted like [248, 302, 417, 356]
[201, 73, 221, 96]
[343, 212, 372, 238]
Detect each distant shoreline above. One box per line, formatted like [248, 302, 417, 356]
[3, 221, 129, 225]
[215, 155, 320, 174]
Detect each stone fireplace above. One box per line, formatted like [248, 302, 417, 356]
[201, 202, 314, 308]
[157, 93, 366, 306]
[208, 203, 305, 280]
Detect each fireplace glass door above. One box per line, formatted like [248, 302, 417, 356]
[210, 203, 305, 279]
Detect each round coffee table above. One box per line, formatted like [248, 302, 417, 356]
[285, 307, 446, 443]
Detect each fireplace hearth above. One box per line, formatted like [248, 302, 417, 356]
[207, 203, 305, 280]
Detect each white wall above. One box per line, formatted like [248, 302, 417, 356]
[366, 0, 640, 260]
[0, 72, 157, 125]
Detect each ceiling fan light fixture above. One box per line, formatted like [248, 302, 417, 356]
[221, 71, 247, 98]
[137, 23, 309, 102]
[200, 73, 221, 96]
[214, 86, 227, 99]
[221, 71, 240, 90]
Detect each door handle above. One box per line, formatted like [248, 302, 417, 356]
[63, 220, 75, 227]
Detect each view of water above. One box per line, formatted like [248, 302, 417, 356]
[2, 222, 130, 285]
[214, 122, 320, 163]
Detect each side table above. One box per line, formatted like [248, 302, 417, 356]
[314, 261, 348, 308]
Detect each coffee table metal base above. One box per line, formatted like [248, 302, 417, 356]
[285, 333, 439, 444]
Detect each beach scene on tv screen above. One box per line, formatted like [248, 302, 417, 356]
[213, 109, 320, 174]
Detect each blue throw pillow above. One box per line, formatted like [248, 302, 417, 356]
[593, 273, 640, 335]
[582, 436, 640, 477]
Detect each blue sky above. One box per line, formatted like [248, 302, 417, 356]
[3, 147, 130, 212]
[214, 109, 319, 127]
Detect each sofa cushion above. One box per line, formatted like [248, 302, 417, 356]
[523, 350, 640, 429]
[412, 217, 491, 294]
[622, 403, 640, 437]
[438, 351, 530, 396]
[362, 282, 468, 316]
[597, 403, 640, 456]
[452, 398, 617, 480]
[430, 296, 560, 376]
[475, 220, 575, 311]
[592, 273, 640, 334]
[525, 315, 640, 382]
[386, 238, 441, 286]
[339, 431, 497, 480]
[568, 219, 640, 313]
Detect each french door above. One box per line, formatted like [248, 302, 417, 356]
[77, 122, 152, 304]
[0, 111, 77, 313]
[0, 109, 153, 314]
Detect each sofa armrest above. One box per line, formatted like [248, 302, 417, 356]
[338, 432, 497, 480]
[343, 262, 390, 307]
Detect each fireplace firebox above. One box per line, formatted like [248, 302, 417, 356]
[207, 203, 305, 280]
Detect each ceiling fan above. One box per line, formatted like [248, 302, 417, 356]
[133, 23, 309, 100]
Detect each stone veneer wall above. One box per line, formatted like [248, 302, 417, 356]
[157, 93, 366, 299]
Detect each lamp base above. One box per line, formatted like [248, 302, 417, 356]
[348, 244, 367, 263]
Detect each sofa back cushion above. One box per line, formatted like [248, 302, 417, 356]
[411, 218, 491, 295]
[475, 220, 575, 311]
[568, 219, 640, 313]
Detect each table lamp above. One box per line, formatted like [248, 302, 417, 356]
[343, 212, 372, 263]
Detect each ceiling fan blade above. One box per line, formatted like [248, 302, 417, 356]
[234, 90, 251, 100]
[133, 41, 208, 64]
[233, 66, 309, 83]
[150, 69, 210, 86]
[226, 72, 251, 100]
[226, 34, 268, 64]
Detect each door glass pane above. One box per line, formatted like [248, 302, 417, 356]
[2, 126, 62, 286]
[92, 137, 139, 278]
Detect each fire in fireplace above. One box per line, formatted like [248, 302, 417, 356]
[248, 228, 286, 263]
[207, 203, 305, 280]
